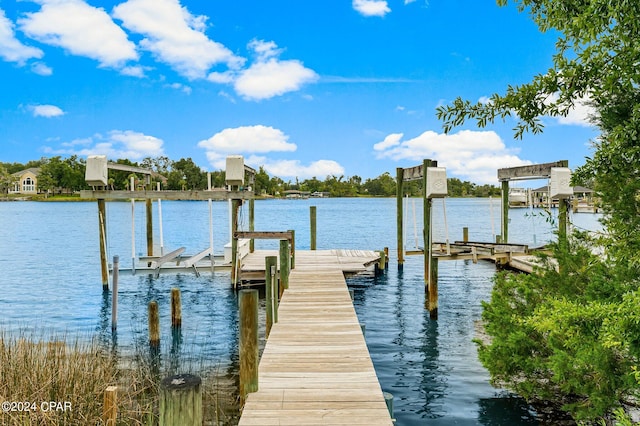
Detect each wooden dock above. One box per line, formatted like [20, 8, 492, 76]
[239, 249, 382, 281]
[238, 252, 393, 425]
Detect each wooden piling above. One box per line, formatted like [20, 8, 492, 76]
[112, 256, 119, 331]
[159, 374, 202, 426]
[98, 199, 109, 290]
[422, 159, 434, 289]
[171, 288, 182, 328]
[231, 199, 241, 286]
[103, 385, 118, 426]
[396, 167, 405, 268]
[265, 256, 278, 337]
[149, 301, 160, 348]
[463, 227, 469, 243]
[279, 239, 290, 297]
[428, 257, 439, 320]
[239, 290, 259, 401]
[146, 198, 153, 257]
[501, 180, 509, 243]
[249, 199, 255, 253]
[384, 247, 389, 268]
[310, 206, 317, 250]
[288, 229, 296, 269]
[378, 250, 386, 273]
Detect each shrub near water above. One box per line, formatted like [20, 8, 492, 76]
[0, 334, 118, 425]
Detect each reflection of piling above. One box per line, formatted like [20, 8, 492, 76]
[159, 374, 202, 426]
[171, 288, 182, 328]
[239, 290, 259, 403]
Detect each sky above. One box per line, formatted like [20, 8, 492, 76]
[0, 0, 600, 185]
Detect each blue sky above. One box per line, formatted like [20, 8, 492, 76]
[0, 0, 599, 184]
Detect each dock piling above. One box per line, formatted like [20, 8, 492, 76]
[103, 385, 118, 426]
[171, 288, 182, 329]
[310, 206, 317, 250]
[112, 255, 119, 331]
[265, 256, 278, 337]
[279, 240, 290, 297]
[149, 301, 160, 348]
[159, 374, 202, 426]
[98, 199, 109, 290]
[239, 289, 259, 402]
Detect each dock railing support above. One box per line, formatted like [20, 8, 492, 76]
[279, 239, 290, 297]
[239, 290, 259, 403]
[265, 256, 278, 337]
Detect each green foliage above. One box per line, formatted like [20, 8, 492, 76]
[438, 0, 640, 421]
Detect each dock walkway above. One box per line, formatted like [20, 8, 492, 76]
[238, 252, 393, 425]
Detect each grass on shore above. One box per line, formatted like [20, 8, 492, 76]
[0, 332, 239, 425]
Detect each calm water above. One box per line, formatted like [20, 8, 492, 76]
[0, 198, 601, 425]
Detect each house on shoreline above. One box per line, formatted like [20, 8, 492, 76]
[9, 168, 40, 194]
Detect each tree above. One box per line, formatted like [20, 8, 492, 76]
[437, 0, 640, 421]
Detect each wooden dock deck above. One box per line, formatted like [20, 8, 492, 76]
[238, 252, 393, 425]
[239, 249, 382, 281]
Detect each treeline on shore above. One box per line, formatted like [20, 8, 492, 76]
[0, 155, 501, 198]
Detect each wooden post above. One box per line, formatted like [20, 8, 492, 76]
[159, 374, 202, 426]
[396, 167, 404, 268]
[103, 385, 118, 426]
[239, 290, 259, 401]
[501, 180, 509, 243]
[279, 239, 290, 297]
[384, 247, 389, 269]
[428, 257, 439, 320]
[265, 256, 277, 337]
[422, 159, 433, 289]
[310, 206, 317, 250]
[149, 301, 160, 348]
[231, 199, 240, 286]
[558, 198, 569, 246]
[112, 256, 119, 331]
[288, 229, 296, 269]
[463, 227, 469, 243]
[378, 250, 386, 273]
[171, 288, 182, 328]
[249, 198, 255, 253]
[98, 199, 109, 290]
[146, 198, 153, 258]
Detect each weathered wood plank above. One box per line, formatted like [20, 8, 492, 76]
[238, 253, 392, 425]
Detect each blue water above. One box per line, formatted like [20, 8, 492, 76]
[0, 198, 601, 424]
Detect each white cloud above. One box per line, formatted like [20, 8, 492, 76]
[353, 0, 391, 17]
[45, 130, 164, 160]
[31, 104, 64, 117]
[233, 40, 318, 100]
[18, 0, 137, 70]
[198, 125, 343, 179]
[555, 96, 596, 127]
[31, 62, 53, 75]
[373, 129, 532, 184]
[113, 0, 243, 79]
[198, 125, 297, 154]
[0, 8, 43, 64]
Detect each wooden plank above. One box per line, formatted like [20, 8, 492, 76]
[238, 255, 392, 425]
[236, 231, 293, 240]
[497, 160, 568, 181]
